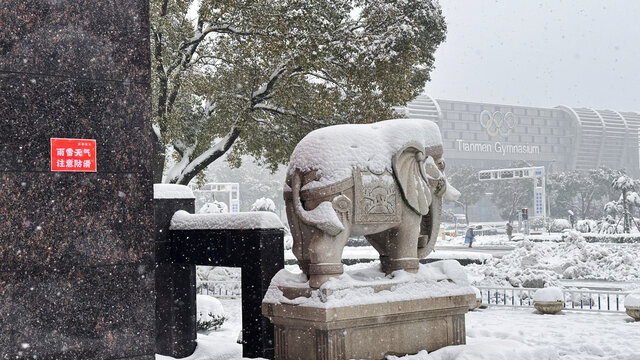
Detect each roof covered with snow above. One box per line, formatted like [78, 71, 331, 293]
[153, 184, 195, 199]
[170, 210, 284, 230]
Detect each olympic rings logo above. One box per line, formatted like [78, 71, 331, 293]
[479, 110, 516, 137]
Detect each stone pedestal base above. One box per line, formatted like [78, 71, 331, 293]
[263, 293, 473, 360]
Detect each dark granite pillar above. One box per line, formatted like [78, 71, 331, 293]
[154, 197, 197, 357]
[0, 1, 154, 359]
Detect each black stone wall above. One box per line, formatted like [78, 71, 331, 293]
[0, 1, 154, 359]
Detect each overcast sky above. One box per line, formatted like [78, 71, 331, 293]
[424, 0, 640, 111]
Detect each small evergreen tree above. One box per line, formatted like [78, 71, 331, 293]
[611, 173, 639, 233]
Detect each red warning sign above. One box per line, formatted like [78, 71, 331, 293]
[50, 138, 97, 172]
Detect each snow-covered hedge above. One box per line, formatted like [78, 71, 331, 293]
[561, 233, 640, 243]
[548, 219, 571, 232]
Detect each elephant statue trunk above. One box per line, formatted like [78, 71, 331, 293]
[284, 119, 460, 289]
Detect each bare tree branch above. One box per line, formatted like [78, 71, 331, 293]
[173, 127, 242, 185]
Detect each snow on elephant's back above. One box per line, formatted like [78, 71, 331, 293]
[288, 119, 443, 190]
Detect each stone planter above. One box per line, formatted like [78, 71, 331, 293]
[534, 301, 564, 314]
[625, 306, 640, 321]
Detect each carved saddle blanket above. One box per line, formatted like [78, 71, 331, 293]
[353, 168, 402, 225]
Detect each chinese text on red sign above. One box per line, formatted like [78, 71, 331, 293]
[50, 138, 97, 172]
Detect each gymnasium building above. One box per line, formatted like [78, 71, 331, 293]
[404, 94, 640, 176]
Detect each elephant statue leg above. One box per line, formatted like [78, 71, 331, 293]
[365, 231, 390, 264]
[385, 209, 421, 274]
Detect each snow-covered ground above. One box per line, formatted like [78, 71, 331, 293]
[438, 234, 517, 247]
[466, 232, 640, 289]
[156, 298, 254, 360]
[177, 231, 640, 360]
[157, 298, 640, 360]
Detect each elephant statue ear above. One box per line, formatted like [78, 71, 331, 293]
[392, 142, 432, 216]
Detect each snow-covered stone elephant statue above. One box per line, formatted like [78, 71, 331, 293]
[284, 119, 460, 288]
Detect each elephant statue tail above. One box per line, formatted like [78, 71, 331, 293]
[290, 170, 345, 236]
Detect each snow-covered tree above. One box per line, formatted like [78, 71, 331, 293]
[446, 165, 487, 223]
[151, 0, 447, 184]
[251, 197, 276, 213]
[610, 173, 640, 233]
[490, 178, 534, 222]
[199, 200, 229, 214]
[547, 167, 619, 219]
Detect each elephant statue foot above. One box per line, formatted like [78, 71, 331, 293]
[284, 119, 460, 289]
[380, 256, 420, 274]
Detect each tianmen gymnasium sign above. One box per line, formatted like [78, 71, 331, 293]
[456, 139, 541, 155]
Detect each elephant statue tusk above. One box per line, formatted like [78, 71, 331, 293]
[443, 180, 461, 201]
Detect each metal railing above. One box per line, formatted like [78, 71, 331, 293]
[197, 281, 241, 298]
[476, 286, 631, 313]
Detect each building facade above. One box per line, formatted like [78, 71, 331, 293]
[404, 94, 640, 176]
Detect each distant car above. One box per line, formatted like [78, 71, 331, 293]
[473, 225, 498, 236]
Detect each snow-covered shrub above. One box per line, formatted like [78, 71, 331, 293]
[197, 314, 226, 331]
[251, 197, 276, 212]
[199, 201, 228, 214]
[549, 219, 571, 232]
[563, 230, 585, 247]
[346, 236, 370, 247]
[530, 217, 548, 230]
[575, 219, 598, 233]
[534, 287, 563, 302]
[196, 295, 226, 331]
[598, 217, 623, 234]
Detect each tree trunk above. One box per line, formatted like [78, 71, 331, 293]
[152, 131, 165, 184]
[464, 204, 470, 225]
[623, 188, 630, 233]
